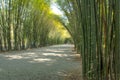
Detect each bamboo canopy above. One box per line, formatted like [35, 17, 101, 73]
[0, 0, 69, 51]
[0, 0, 120, 79]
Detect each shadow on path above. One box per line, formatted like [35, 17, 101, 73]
[0, 44, 81, 80]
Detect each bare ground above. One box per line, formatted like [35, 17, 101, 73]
[0, 44, 82, 80]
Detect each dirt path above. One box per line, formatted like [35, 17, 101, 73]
[0, 44, 81, 80]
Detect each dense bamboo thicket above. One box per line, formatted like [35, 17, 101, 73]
[56, 0, 120, 80]
[0, 0, 69, 51]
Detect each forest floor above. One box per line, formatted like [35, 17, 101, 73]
[0, 44, 82, 80]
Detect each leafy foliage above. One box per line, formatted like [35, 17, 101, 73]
[0, 0, 70, 51]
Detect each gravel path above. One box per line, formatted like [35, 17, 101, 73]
[0, 44, 81, 80]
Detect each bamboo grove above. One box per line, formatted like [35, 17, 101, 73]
[56, 0, 120, 80]
[0, 0, 69, 51]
